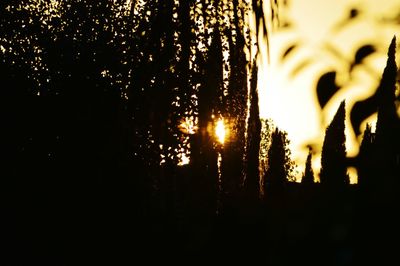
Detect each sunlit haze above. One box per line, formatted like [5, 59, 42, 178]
[258, 0, 400, 183]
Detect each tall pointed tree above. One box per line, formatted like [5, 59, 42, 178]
[302, 148, 314, 186]
[320, 101, 349, 189]
[220, 0, 251, 203]
[374, 36, 400, 181]
[375, 36, 399, 141]
[359, 37, 400, 263]
[357, 123, 376, 190]
[263, 128, 293, 195]
[243, 61, 262, 200]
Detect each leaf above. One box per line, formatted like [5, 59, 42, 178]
[350, 95, 378, 136]
[354, 44, 376, 65]
[349, 45, 376, 72]
[281, 44, 297, 60]
[316, 71, 340, 109]
[349, 8, 359, 19]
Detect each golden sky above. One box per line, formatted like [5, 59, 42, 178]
[258, 0, 400, 182]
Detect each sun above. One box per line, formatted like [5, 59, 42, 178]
[215, 118, 227, 144]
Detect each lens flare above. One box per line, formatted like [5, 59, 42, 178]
[215, 119, 226, 144]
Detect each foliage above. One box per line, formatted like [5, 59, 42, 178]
[2, 1, 400, 265]
[357, 123, 375, 189]
[320, 101, 349, 188]
[357, 37, 400, 194]
[243, 60, 262, 198]
[259, 118, 274, 172]
[263, 127, 295, 191]
[375, 36, 399, 140]
[301, 148, 314, 185]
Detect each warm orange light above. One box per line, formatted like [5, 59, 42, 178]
[177, 153, 190, 166]
[178, 117, 198, 135]
[215, 119, 227, 144]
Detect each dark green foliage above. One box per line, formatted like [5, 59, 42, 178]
[320, 101, 349, 189]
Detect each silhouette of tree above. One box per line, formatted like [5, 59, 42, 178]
[320, 101, 349, 189]
[9, 1, 400, 265]
[368, 39, 400, 259]
[263, 128, 294, 194]
[357, 123, 376, 191]
[187, 3, 222, 230]
[219, 0, 251, 207]
[374, 36, 400, 187]
[243, 61, 261, 200]
[261, 127, 296, 266]
[353, 38, 400, 266]
[376, 36, 399, 140]
[301, 148, 314, 186]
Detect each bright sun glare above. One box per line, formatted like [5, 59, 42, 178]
[215, 119, 227, 144]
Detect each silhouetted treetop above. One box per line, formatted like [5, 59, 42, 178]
[350, 37, 398, 138]
[302, 148, 314, 186]
[243, 60, 261, 199]
[263, 128, 294, 193]
[320, 101, 349, 188]
[376, 36, 399, 141]
[357, 123, 376, 189]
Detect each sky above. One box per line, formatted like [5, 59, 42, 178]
[258, 0, 400, 182]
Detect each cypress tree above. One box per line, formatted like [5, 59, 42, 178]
[243, 61, 262, 199]
[264, 128, 293, 194]
[357, 123, 376, 190]
[320, 101, 349, 189]
[375, 36, 398, 141]
[302, 148, 314, 186]
[375, 36, 400, 180]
